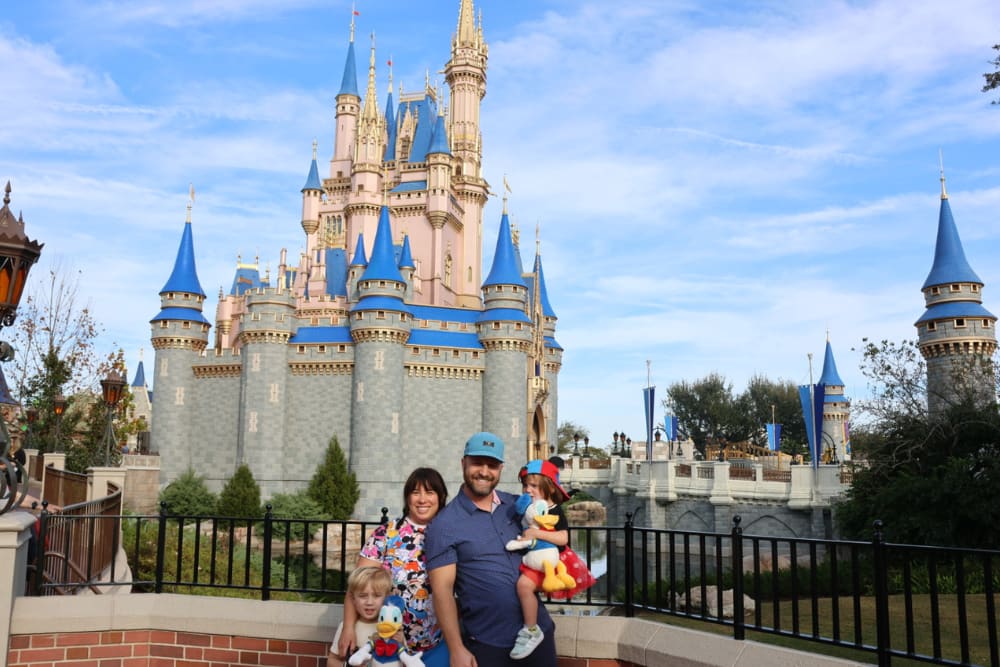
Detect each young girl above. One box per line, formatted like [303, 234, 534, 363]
[329, 566, 394, 667]
[510, 459, 596, 660]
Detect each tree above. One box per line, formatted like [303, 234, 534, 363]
[556, 421, 590, 455]
[666, 373, 749, 455]
[984, 44, 1000, 104]
[307, 436, 359, 519]
[836, 339, 1000, 547]
[741, 374, 806, 454]
[218, 464, 262, 519]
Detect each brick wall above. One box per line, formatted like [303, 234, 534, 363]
[8, 630, 328, 667]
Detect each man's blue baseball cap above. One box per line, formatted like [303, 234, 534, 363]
[464, 431, 505, 462]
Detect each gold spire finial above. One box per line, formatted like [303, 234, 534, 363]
[387, 54, 394, 94]
[502, 174, 511, 214]
[349, 2, 357, 42]
[939, 148, 948, 200]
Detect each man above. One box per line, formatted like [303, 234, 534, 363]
[425, 432, 557, 666]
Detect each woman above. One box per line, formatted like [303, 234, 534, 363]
[337, 467, 449, 667]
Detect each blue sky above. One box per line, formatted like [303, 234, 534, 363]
[2, 0, 1000, 450]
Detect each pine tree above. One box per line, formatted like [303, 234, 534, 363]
[307, 435, 359, 519]
[217, 463, 262, 519]
[159, 468, 217, 516]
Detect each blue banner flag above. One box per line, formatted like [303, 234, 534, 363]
[798, 384, 825, 467]
[643, 386, 655, 460]
[766, 423, 782, 451]
[664, 415, 679, 441]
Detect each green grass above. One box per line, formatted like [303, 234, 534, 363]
[633, 593, 996, 666]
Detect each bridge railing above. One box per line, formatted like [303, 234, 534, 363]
[28, 508, 999, 666]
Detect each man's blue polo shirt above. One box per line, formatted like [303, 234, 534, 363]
[424, 486, 554, 648]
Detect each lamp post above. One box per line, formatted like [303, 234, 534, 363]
[52, 393, 66, 453]
[583, 436, 590, 458]
[0, 181, 44, 516]
[100, 371, 126, 466]
[611, 431, 619, 456]
[572, 432, 580, 456]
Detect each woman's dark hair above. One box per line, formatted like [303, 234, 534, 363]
[402, 467, 448, 518]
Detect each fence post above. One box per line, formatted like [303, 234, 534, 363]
[32, 501, 49, 595]
[624, 510, 635, 618]
[154, 502, 168, 594]
[731, 515, 745, 640]
[261, 504, 273, 601]
[872, 520, 891, 667]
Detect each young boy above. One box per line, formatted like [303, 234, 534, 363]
[328, 566, 393, 667]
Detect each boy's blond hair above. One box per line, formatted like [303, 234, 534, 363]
[347, 565, 392, 597]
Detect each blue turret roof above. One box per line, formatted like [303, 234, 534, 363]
[339, 40, 359, 97]
[428, 113, 450, 155]
[301, 157, 321, 192]
[534, 255, 556, 318]
[360, 206, 405, 282]
[230, 264, 268, 296]
[403, 94, 436, 162]
[818, 339, 844, 387]
[160, 221, 205, 297]
[915, 300, 996, 324]
[398, 235, 414, 269]
[325, 247, 348, 297]
[384, 89, 397, 162]
[483, 213, 527, 288]
[131, 360, 146, 388]
[922, 197, 982, 289]
[350, 233, 368, 266]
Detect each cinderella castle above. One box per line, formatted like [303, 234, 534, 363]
[148, 0, 561, 518]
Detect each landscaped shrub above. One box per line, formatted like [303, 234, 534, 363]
[159, 468, 217, 516]
[307, 436, 359, 519]
[263, 490, 329, 541]
[217, 464, 262, 519]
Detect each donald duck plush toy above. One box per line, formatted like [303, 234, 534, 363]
[348, 595, 425, 667]
[505, 494, 577, 593]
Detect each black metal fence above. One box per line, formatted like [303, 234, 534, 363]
[30, 506, 1000, 667]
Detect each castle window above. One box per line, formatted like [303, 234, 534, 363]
[358, 184, 365, 193]
[955, 318, 966, 328]
[492, 322, 501, 330]
[311, 317, 319, 325]
[927, 322, 937, 331]
[951, 284, 961, 292]
[376, 311, 386, 320]
[984, 320, 991, 328]
[379, 280, 386, 287]
[515, 323, 523, 330]
[432, 348, 440, 357]
[973, 284, 980, 293]
[355, 312, 363, 320]
[440, 321, 448, 329]
[160, 321, 168, 329]
[452, 350, 460, 358]
[318, 345, 326, 353]
[472, 351, 480, 359]
[931, 287, 940, 295]
[337, 171, 343, 178]
[182, 321, 191, 329]
[412, 347, 420, 355]
[338, 344, 346, 352]
[422, 320, 429, 328]
[297, 345, 306, 354]
[460, 323, 468, 331]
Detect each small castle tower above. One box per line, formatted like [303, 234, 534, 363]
[478, 209, 532, 469]
[818, 335, 850, 462]
[149, 199, 210, 482]
[915, 169, 997, 414]
[128, 352, 152, 452]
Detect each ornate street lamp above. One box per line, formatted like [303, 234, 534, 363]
[52, 394, 66, 453]
[582, 436, 590, 458]
[572, 432, 580, 456]
[0, 182, 44, 516]
[100, 372, 126, 466]
[611, 431, 619, 456]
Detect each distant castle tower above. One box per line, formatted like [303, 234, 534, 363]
[915, 169, 997, 414]
[127, 351, 152, 451]
[818, 336, 850, 462]
[148, 1, 561, 518]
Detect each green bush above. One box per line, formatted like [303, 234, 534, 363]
[264, 491, 329, 541]
[307, 436, 359, 519]
[217, 464, 262, 519]
[159, 468, 217, 516]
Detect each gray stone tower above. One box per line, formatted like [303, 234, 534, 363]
[149, 203, 210, 482]
[818, 336, 850, 462]
[916, 171, 997, 414]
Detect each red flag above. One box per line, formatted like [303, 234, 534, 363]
[353, 10, 360, 16]
[387, 59, 393, 66]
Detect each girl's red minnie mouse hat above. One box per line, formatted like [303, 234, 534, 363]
[518, 459, 570, 503]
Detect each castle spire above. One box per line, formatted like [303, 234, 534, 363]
[360, 206, 404, 283]
[483, 212, 526, 288]
[939, 148, 948, 200]
[921, 184, 981, 289]
[301, 140, 322, 192]
[361, 33, 379, 123]
[161, 195, 205, 297]
[818, 337, 844, 387]
[457, 0, 476, 47]
[338, 15, 359, 97]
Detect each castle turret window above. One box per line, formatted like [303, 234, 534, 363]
[927, 322, 937, 331]
[956, 318, 966, 328]
[951, 284, 961, 292]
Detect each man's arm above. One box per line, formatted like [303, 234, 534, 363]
[427, 564, 475, 667]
